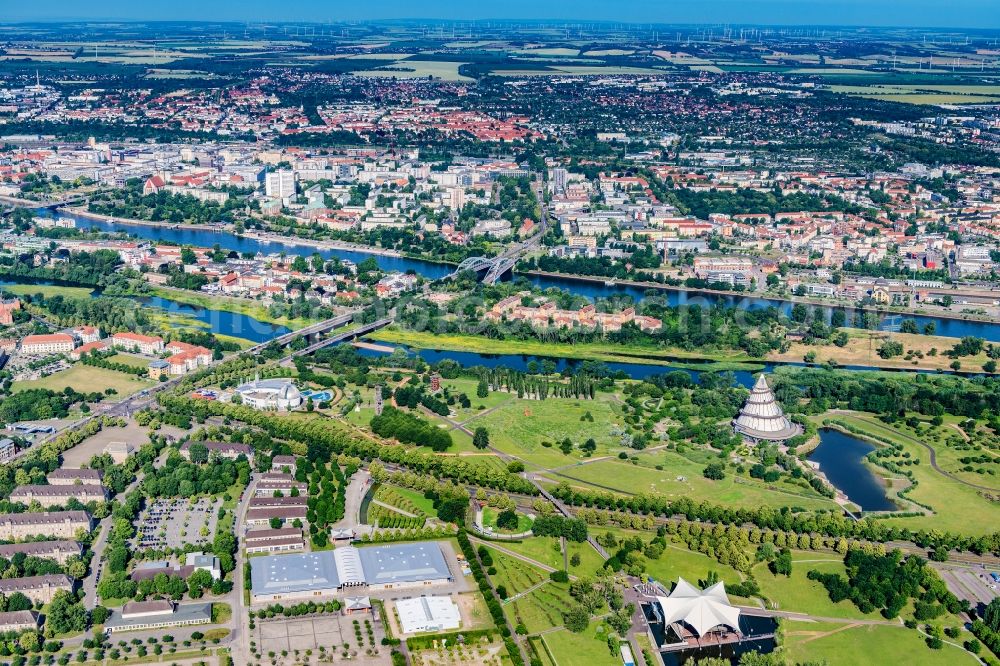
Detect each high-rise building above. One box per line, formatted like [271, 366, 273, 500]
[265, 170, 295, 199]
[552, 168, 568, 194]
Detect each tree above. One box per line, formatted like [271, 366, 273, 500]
[473, 427, 490, 450]
[188, 442, 208, 464]
[496, 510, 519, 531]
[47, 590, 88, 634]
[91, 606, 111, 626]
[563, 604, 590, 633]
[476, 380, 489, 399]
[269, 517, 283, 529]
[703, 462, 726, 480]
[180, 247, 197, 265]
[18, 632, 39, 652]
[983, 598, 1000, 632]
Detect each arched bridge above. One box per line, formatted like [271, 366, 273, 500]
[447, 255, 517, 285]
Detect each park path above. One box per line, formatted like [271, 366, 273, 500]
[846, 413, 998, 492]
[371, 498, 417, 518]
[505, 579, 550, 604]
[468, 535, 566, 575]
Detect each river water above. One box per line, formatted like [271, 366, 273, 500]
[0, 278, 289, 343]
[56, 210, 1000, 342]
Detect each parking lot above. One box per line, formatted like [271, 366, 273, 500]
[937, 565, 1000, 610]
[255, 614, 389, 664]
[133, 497, 222, 551]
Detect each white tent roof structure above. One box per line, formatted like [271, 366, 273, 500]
[732, 375, 802, 442]
[655, 578, 741, 637]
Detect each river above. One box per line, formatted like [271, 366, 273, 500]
[0, 278, 289, 343]
[809, 429, 895, 512]
[54, 210, 1000, 342]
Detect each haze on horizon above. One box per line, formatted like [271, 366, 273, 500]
[3, 0, 1000, 31]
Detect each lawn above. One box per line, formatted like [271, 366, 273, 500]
[782, 620, 978, 666]
[13, 364, 153, 396]
[107, 353, 152, 369]
[548, 455, 837, 511]
[472, 393, 627, 469]
[368, 328, 762, 370]
[641, 542, 745, 589]
[826, 413, 1000, 536]
[752, 556, 882, 619]
[482, 507, 533, 534]
[0, 283, 95, 299]
[542, 624, 621, 666]
[498, 536, 607, 574]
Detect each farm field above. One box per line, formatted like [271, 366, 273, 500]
[354, 61, 472, 81]
[13, 364, 153, 396]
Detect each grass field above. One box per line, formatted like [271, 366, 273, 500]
[482, 507, 533, 534]
[106, 353, 151, 369]
[771, 328, 998, 373]
[368, 328, 763, 371]
[0, 283, 95, 300]
[641, 542, 745, 589]
[13, 364, 153, 396]
[823, 413, 1000, 536]
[782, 620, 977, 666]
[752, 556, 882, 619]
[546, 456, 837, 511]
[494, 537, 606, 573]
[149, 286, 317, 329]
[473, 392, 626, 469]
[542, 624, 621, 666]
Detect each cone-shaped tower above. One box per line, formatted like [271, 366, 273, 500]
[732, 375, 802, 444]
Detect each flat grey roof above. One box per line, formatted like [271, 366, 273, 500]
[250, 551, 340, 597]
[358, 543, 452, 586]
[250, 542, 452, 597]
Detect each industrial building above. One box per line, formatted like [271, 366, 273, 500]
[395, 596, 461, 634]
[250, 542, 453, 604]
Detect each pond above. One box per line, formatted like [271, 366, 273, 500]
[809, 429, 896, 512]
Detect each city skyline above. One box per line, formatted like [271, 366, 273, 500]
[4, 0, 1000, 30]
